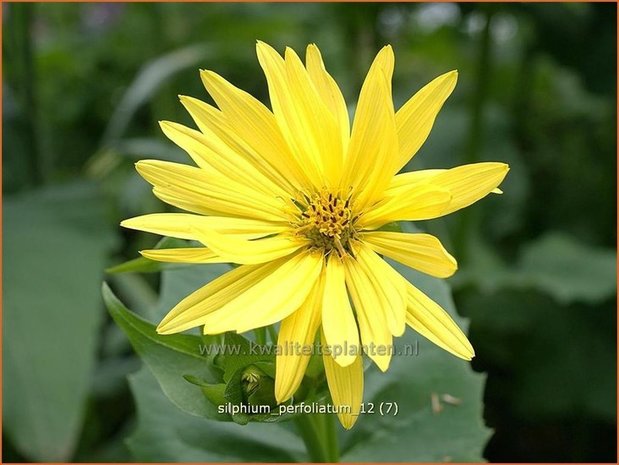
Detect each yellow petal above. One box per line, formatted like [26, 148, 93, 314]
[321, 331, 363, 430]
[284, 47, 344, 187]
[384, 169, 443, 195]
[358, 183, 452, 229]
[135, 160, 288, 222]
[321, 257, 359, 367]
[159, 120, 286, 198]
[199, 68, 311, 191]
[405, 281, 474, 360]
[386, 162, 509, 216]
[342, 49, 398, 210]
[140, 247, 221, 263]
[158, 261, 280, 334]
[191, 228, 307, 265]
[362, 231, 457, 278]
[200, 252, 323, 334]
[275, 272, 323, 403]
[354, 243, 407, 336]
[179, 95, 298, 195]
[343, 256, 392, 372]
[395, 70, 458, 170]
[305, 44, 350, 155]
[121, 213, 287, 241]
[255, 41, 324, 189]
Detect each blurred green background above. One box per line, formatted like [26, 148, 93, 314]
[3, 2, 616, 462]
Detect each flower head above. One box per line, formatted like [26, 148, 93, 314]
[122, 41, 508, 429]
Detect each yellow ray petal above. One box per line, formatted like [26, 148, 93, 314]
[395, 70, 458, 170]
[159, 120, 287, 198]
[199, 69, 311, 191]
[369, 44, 395, 92]
[321, 257, 359, 367]
[384, 169, 443, 194]
[386, 162, 509, 216]
[362, 231, 457, 278]
[179, 95, 298, 196]
[191, 228, 308, 265]
[405, 281, 474, 360]
[355, 243, 407, 336]
[321, 330, 363, 430]
[275, 272, 324, 403]
[284, 46, 344, 187]
[305, 44, 350, 155]
[343, 256, 392, 372]
[342, 49, 398, 209]
[135, 160, 288, 222]
[358, 183, 452, 229]
[158, 261, 281, 334]
[200, 252, 323, 334]
[255, 42, 324, 189]
[140, 247, 221, 263]
[121, 213, 287, 241]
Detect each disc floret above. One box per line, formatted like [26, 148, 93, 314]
[295, 189, 356, 257]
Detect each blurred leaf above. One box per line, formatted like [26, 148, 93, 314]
[126, 367, 306, 462]
[340, 265, 490, 461]
[517, 232, 616, 304]
[101, 43, 213, 146]
[461, 288, 616, 422]
[454, 232, 616, 304]
[3, 181, 115, 461]
[103, 283, 224, 420]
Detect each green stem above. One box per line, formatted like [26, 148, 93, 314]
[455, 7, 495, 262]
[8, 3, 42, 186]
[294, 413, 339, 462]
[254, 327, 266, 345]
[267, 324, 278, 344]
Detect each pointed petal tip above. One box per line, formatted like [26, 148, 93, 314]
[375, 358, 391, 373]
[156, 322, 172, 335]
[340, 416, 357, 430]
[332, 353, 357, 368]
[274, 386, 292, 405]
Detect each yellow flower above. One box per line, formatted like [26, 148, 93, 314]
[121, 41, 508, 429]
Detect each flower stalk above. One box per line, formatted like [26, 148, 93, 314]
[294, 413, 339, 462]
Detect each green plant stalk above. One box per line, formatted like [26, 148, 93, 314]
[267, 325, 279, 344]
[455, 7, 495, 262]
[254, 327, 267, 345]
[294, 413, 339, 462]
[9, 3, 42, 186]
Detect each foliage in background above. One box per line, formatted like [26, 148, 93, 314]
[3, 2, 616, 462]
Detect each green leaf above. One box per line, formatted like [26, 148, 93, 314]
[453, 232, 616, 304]
[126, 367, 306, 462]
[340, 264, 490, 462]
[102, 283, 226, 420]
[3, 182, 115, 461]
[516, 232, 616, 304]
[460, 289, 616, 423]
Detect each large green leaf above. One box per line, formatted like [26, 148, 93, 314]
[340, 264, 490, 462]
[3, 182, 115, 461]
[126, 367, 306, 462]
[103, 283, 224, 420]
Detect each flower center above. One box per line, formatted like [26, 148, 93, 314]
[296, 190, 356, 256]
